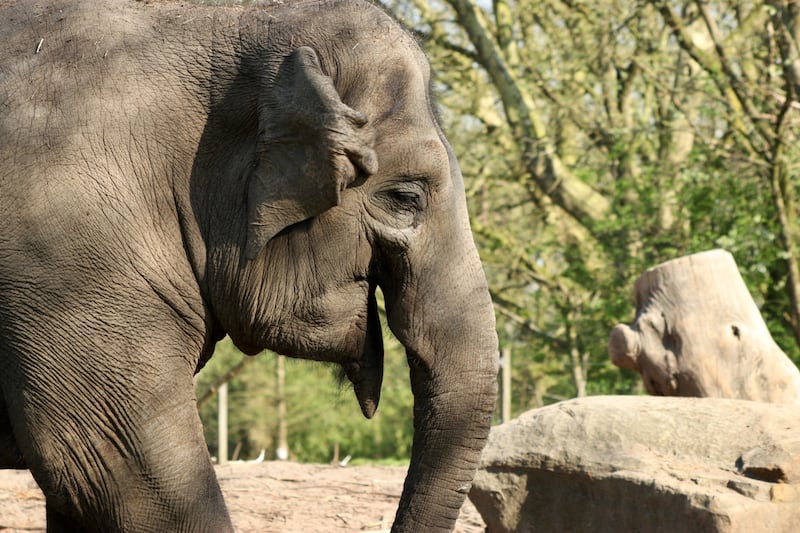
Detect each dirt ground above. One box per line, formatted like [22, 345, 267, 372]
[0, 461, 486, 532]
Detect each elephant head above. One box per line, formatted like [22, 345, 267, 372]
[191, 4, 500, 532]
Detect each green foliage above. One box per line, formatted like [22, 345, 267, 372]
[386, 0, 800, 415]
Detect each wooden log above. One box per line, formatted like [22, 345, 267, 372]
[608, 249, 800, 404]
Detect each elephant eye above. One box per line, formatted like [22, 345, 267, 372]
[386, 189, 422, 210]
[377, 179, 428, 215]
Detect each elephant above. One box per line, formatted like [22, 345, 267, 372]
[0, 0, 499, 531]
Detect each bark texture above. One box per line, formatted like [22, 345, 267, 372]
[608, 249, 800, 404]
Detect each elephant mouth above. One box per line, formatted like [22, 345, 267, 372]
[342, 283, 384, 419]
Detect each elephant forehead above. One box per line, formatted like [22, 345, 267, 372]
[375, 136, 448, 176]
[349, 40, 431, 121]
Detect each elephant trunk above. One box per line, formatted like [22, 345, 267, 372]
[388, 252, 499, 532]
[393, 358, 497, 532]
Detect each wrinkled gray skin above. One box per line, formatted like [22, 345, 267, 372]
[0, 1, 499, 531]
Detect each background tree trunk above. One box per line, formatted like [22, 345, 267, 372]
[275, 355, 288, 461]
[218, 382, 228, 465]
[608, 249, 800, 404]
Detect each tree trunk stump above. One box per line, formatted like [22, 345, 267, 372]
[608, 249, 800, 404]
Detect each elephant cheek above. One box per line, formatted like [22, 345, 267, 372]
[343, 288, 384, 419]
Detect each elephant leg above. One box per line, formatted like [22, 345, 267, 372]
[0, 434, 26, 469]
[7, 355, 233, 532]
[45, 504, 84, 533]
[0, 389, 26, 469]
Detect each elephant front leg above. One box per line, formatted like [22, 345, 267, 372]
[0, 434, 26, 469]
[0, 395, 26, 469]
[9, 360, 233, 532]
[45, 504, 86, 533]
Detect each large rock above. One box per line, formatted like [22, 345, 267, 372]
[469, 396, 800, 533]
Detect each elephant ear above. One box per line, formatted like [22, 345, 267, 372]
[245, 46, 378, 259]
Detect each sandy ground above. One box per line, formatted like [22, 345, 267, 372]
[0, 461, 486, 532]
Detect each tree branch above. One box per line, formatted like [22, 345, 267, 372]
[444, 0, 612, 228]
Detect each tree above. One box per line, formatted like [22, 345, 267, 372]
[652, 0, 800, 346]
[378, 0, 800, 413]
